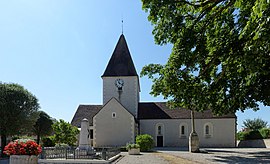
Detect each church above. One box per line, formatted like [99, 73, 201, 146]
[71, 34, 236, 148]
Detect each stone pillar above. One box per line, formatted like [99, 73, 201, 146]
[189, 110, 200, 153]
[189, 132, 200, 152]
[79, 118, 90, 149]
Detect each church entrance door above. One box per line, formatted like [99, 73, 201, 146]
[157, 136, 163, 147]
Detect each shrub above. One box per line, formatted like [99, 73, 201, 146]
[247, 130, 263, 140]
[41, 136, 55, 147]
[136, 134, 154, 152]
[259, 128, 270, 139]
[126, 143, 140, 150]
[238, 130, 263, 140]
[55, 143, 69, 149]
[237, 131, 248, 141]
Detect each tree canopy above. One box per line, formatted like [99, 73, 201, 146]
[141, 0, 270, 115]
[0, 82, 39, 155]
[33, 111, 54, 144]
[243, 118, 268, 131]
[52, 119, 79, 146]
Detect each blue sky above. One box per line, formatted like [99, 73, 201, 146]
[0, 0, 269, 131]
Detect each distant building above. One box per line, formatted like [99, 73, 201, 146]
[71, 34, 236, 148]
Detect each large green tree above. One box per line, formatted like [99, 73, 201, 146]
[33, 111, 54, 144]
[52, 119, 79, 146]
[141, 0, 270, 115]
[0, 82, 39, 156]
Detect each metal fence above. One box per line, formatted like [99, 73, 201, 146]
[40, 147, 120, 160]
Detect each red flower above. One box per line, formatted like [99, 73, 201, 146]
[4, 139, 42, 156]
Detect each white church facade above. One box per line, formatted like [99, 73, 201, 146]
[71, 34, 236, 148]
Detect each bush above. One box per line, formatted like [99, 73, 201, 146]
[238, 130, 263, 140]
[237, 131, 247, 141]
[41, 136, 55, 147]
[136, 134, 154, 152]
[55, 143, 69, 149]
[259, 128, 270, 139]
[126, 143, 140, 150]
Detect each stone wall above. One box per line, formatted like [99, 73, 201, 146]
[238, 139, 270, 148]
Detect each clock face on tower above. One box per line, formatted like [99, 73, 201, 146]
[115, 79, 124, 89]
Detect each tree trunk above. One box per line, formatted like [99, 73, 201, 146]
[1, 134, 7, 157]
[37, 134, 40, 145]
[191, 110, 195, 133]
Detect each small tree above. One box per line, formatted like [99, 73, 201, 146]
[136, 134, 154, 152]
[0, 83, 39, 157]
[243, 118, 268, 131]
[33, 111, 54, 144]
[52, 119, 79, 146]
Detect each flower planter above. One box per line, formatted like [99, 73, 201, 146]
[128, 148, 140, 155]
[10, 155, 38, 164]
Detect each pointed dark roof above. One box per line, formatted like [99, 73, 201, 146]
[102, 34, 138, 77]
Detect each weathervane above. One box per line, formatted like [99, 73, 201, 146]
[121, 17, 124, 34]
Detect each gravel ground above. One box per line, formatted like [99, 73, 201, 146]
[113, 152, 169, 164]
[156, 148, 270, 164]
[114, 148, 270, 164]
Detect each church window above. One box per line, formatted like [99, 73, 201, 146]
[205, 125, 209, 135]
[158, 126, 162, 135]
[181, 126, 185, 135]
[179, 123, 188, 138]
[204, 123, 213, 138]
[112, 112, 116, 118]
[156, 123, 164, 136]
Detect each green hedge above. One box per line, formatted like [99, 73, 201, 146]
[136, 134, 154, 152]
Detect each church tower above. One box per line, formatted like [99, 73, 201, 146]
[102, 34, 140, 118]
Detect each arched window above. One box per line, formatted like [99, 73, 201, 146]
[181, 126, 185, 135]
[179, 123, 188, 138]
[158, 125, 162, 135]
[112, 112, 116, 118]
[205, 125, 209, 135]
[204, 123, 213, 138]
[156, 123, 164, 136]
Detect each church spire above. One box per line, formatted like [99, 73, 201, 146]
[102, 34, 138, 77]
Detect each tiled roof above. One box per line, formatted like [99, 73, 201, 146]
[71, 102, 236, 127]
[71, 105, 102, 127]
[138, 102, 236, 119]
[102, 34, 138, 77]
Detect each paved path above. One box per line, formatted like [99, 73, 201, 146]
[114, 148, 270, 164]
[113, 152, 169, 164]
[156, 147, 270, 164]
